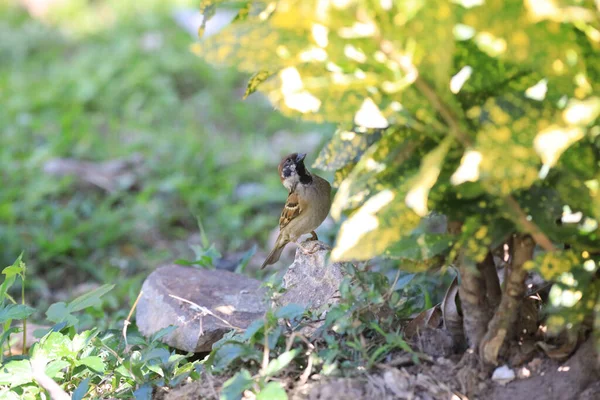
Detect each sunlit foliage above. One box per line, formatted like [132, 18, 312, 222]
[198, 0, 600, 340]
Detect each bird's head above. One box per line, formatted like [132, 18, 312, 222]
[278, 152, 311, 190]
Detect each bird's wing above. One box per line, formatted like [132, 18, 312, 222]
[279, 191, 303, 230]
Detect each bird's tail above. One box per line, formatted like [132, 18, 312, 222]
[261, 237, 288, 269]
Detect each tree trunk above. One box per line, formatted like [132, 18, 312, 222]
[457, 250, 499, 349]
[480, 234, 535, 365]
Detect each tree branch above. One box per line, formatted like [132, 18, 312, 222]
[504, 196, 556, 252]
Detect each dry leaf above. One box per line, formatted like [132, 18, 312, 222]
[442, 276, 464, 345]
[405, 304, 443, 339]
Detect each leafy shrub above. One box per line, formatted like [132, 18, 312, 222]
[198, 0, 600, 363]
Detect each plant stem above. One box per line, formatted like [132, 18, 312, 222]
[22, 273, 27, 356]
[123, 289, 144, 347]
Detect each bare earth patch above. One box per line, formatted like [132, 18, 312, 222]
[155, 334, 599, 400]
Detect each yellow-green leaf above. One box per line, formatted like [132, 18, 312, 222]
[331, 188, 421, 261]
[244, 70, 272, 99]
[405, 136, 454, 216]
[524, 250, 580, 281]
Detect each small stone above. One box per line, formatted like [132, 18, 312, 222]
[517, 366, 532, 379]
[491, 365, 516, 385]
[136, 265, 267, 352]
[275, 241, 346, 334]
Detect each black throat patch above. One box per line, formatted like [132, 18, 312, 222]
[297, 162, 312, 184]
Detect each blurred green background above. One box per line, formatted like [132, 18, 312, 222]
[0, 0, 334, 324]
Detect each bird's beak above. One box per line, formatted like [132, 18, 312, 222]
[296, 153, 307, 163]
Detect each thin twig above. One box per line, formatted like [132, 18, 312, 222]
[168, 294, 243, 331]
[299, 352, 313, 385]
[504, 196, 556, 251]
[379, 39, 556, 252]
[123, 290, 144, 347]
[385, 268, 402, 300]
[285, 332, 315, 353]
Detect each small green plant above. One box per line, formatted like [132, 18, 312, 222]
[204, 262, 426, 400]
[0, 255, 198, 399]
[0, 254, 34, 361]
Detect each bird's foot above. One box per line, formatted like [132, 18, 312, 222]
[297, 238, 321, 255]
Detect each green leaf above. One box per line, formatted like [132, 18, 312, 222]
[211, 342, 260, 371]
[221, 369, 253, 400]
[0, 326, 21, 349]
[274, 304, 305, 320]
[34, 331, 74, 361]
[264, 349, 299, 377]
[2, 253, 25, 278]
[150, 325, 178, 342]
[0, 304, 35, 323]
[45, 302, 78, 326]
[448, 216, 507, 263]
[0, 360, 32, 387]
[77, 356, 106, 374]
[244, 70, 272, 99]
[461, 0, 588, 83]
[463, 95, 544, 195]
[194, 21, 309, 73]
[330, 127, 424, 218]
[68, 284, 115, 312]
[71, 330, 98, 353]
[241, 319, 265, 341]
[44, 360, 70, 379]
[314, 125, 386, 172]
[72, 377, 91, 400]
[524, 250, 581, 281]
[453, 40, 541, 109]
[257, 382, 288, 400]
[544, 260, 599, 336]
[384, 234, 454, 261]
[133, 383, 153, 400]
[142, 348, 171, 364]
[235, 245, 258, 274]
[267, 326, 283, 350]
[405, 136, 454, 217]
[516, 186, 600, 249]
[0, 253, 24, 300]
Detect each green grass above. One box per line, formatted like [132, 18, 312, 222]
[0, 0, 329, 313]
[0, 4, 446, 398]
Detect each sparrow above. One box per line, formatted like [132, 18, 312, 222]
[261, 152, 332, 269]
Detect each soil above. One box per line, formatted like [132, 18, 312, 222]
[154, 332, 600, 400]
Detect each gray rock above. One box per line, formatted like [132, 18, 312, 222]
[275, 241, 346, 333]
[136, 265, 267, 352]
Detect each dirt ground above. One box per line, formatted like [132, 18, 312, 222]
[154, 332, 600, 400]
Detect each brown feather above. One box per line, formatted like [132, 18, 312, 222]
[260, 234, 289, 269]
[279, 191, 302, 229]
[260, 238, 287, 269]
